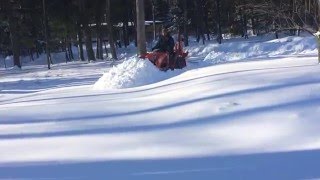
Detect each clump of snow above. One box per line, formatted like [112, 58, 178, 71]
[93, 57, 183, 89]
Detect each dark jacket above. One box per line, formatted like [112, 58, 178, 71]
[152, 35, 174, 54]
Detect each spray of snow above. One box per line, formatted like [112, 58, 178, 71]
[93, 57, 183, 89]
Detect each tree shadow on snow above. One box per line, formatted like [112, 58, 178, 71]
[0, 149, 320, 180]
[0, 63, 316, 105]
[1, 78, 320, 139]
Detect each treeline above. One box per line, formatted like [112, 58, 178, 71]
[0, 0, 319, 69]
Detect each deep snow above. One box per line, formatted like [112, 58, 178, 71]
[1, 34, 320, 179]
[93, 33, 318, 89]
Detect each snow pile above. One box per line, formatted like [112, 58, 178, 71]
[203, 36, 317, 64]
[186, 35, 318, 64]
[93, 57, 183, 89]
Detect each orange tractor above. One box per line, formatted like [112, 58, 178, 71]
[141, 42, 188, 71]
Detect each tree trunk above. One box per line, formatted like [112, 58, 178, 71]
[106, 0, 117, 60]
[251, 16, 256, 35]
[42, 0, 51, 69]
[132, 4, 138, 47]
[29, 49, 34, 61]
[194, 1, 200, 43]
[216, 0, 222, 44]
[194, 1, 205, 44]
[318, 1, 320, 26]
[136, 0, 146, 55]
[122, 0, 129, 47]
[8, 16, 21, 68]
[122, 22, 129, 48]
[204, 5, 210, 40]
[96, 30, 100, 59]
[95, 14, 103, 59]
[68, 37, 74, 60]
[83, 24, 96, 61]
[196, 27, 200, 43]
[183, 0, 189, 47]
[77, 22, 85, 61]
[80, 0, 95, 61]
[250, 7, 256, 35]
[200, 3, 205, 44]
[243, 13, 248, 39]
[65, 38, 70, 63]
[152, 0, 156, 41]
[103, 40, 109, 58]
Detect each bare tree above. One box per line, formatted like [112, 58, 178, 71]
[216, 0, 222, 44]
[151, 0, 156, 42]
[95, 0, 104, 60]
[238, 0, 318, 34]
[122, 0, 130, 47]
[42, 0, 51, 69]
[106, 0, 117, 60]
[80, 0, 96, 61]
[136, 0, 146, 55]
[76, 21, 85, 61]
[237, 0, 320, 62]
[183, 0, 189, 46]
[5, 0, 21, 68]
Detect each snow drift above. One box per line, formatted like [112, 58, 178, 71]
[93, 57, 183, 89]
[202, 36, 317, 64]
[94, 35, 317, 90]
[184, 35, 318, 64]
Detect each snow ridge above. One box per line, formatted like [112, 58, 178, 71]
[93, 57, 184, 89]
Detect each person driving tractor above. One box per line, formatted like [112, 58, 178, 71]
[143, 27, 187, 71]
[152, 28, 174, 55]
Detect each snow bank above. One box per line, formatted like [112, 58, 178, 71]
[0, 52, 72, 69]
[93, 57, 183, 89]
[202, 36, 317, 64]
[184, 35, 317, 64]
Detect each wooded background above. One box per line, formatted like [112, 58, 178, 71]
[0, 0, 319, 69]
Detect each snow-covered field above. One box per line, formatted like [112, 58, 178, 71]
[1, 34, 320, 179]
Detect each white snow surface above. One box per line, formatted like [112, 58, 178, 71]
[1, 34, 320, 179]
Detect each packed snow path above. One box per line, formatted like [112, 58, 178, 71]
[1, 55, 320, 179]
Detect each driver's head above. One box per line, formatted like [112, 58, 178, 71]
[161, 28, 168, 36]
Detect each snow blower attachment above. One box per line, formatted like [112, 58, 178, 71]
[140, 49, 188, 71]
